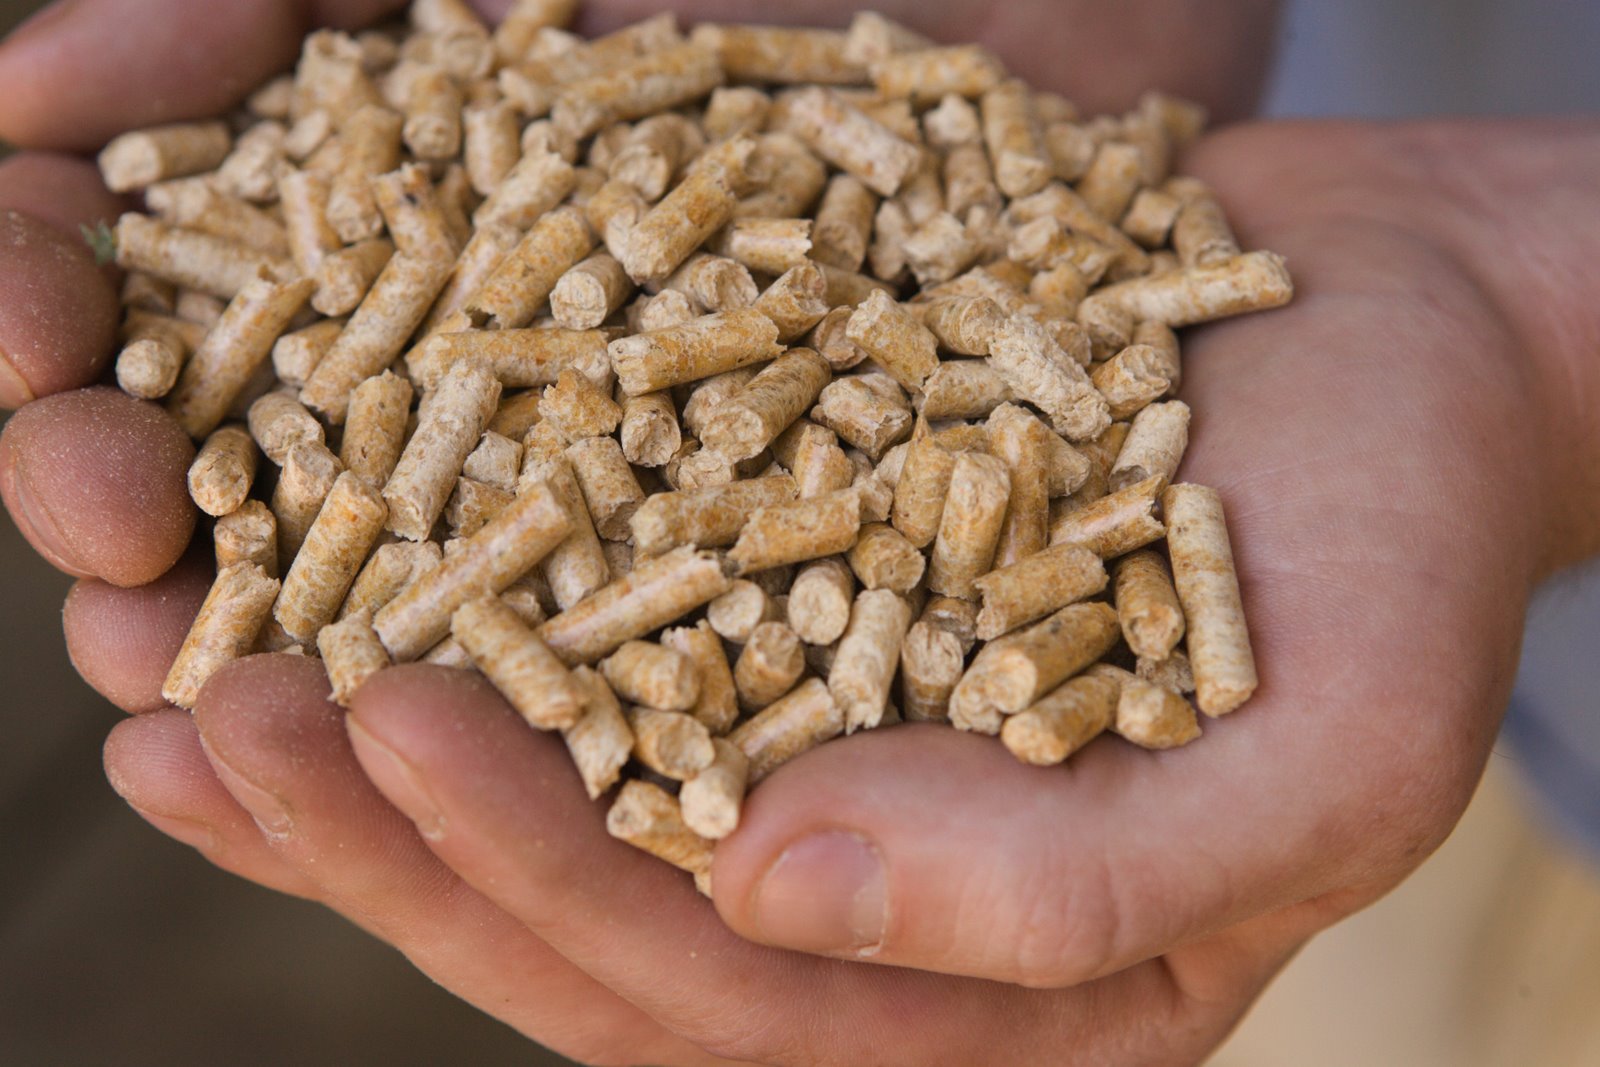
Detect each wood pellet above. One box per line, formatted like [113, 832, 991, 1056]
[119, 2, 1293, 892]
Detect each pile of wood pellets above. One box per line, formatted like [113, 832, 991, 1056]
[102, 0, 1293, 892]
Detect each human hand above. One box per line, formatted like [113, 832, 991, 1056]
[6, 1, 1600, 1064]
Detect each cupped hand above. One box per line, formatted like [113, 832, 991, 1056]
[5, 1, 1599, 1064]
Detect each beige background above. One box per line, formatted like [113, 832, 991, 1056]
[2, 1, 1598, 1065]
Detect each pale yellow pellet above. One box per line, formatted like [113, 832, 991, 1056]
[161, 562, 281, 710]
[188, 425, 258, 517]
[452, 594, 586, 730]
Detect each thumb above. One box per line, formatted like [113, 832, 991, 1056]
[708, 710, 1396, 989]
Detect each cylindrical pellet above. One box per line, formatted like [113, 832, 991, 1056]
[1000, 670, 1118, 766]
[452, 594, 586, 730]
[375, 483, 572, 661]
[606, 780, 715, 882]
[215, 501, 279, 577]
[810, 373, 913, 460]
[382, 360, 500, 540]
[538, 546, 733, 665]
[786, 557, 854, 646]
[891, 422, 957, 548]
[610, 307, 783, 396]
[987, 403, 1053, 568]
[701, 349, 830, 461]
[680, 738, 749, 839]
[707, 580, 780, 644]
[602, 640, 700, 712]
[845, 522, 924, 594]
[340, 540, 442, 620]
[661, 620, 740, 735]
[188, 425, 258, 517]
[620, 391, 682, 467]
[1113, 549, 1185, 660]
[626, 706, 717, 780]
[563, 666, 634, 800]
[972, 601, 1121, 714]
[728, 489, 862, 574]
[318, 610, 392, 707]
[340, 370, 414, 491]
[973, 543, 1108, 640]
[734, 621, 804, 710]
[99, 121, 232, 192]
[248, 390, 324, 466]
[900, 620, 963, 722]
[272, 442, 343, 563]
[786, 87, 921, 197]
[844, 289, 939, 392]
[630, 474, 797, 557]
[161, 562, 281, 709]
[564, 435, 645, 541]
[551, 252, 634, 331]
[728, 677, 843, 783]
[1110, 400, 1190, 491]
[1162, 484, 1257, 716]
[829, 588, 913, 732]
[274, 472, 388, 642]
[927, 451, 1011, 600]
[1049, 473, 1166, 557]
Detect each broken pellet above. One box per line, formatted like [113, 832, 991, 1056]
[661, 620, 739, 735]
[811, 371, 913, 460]
[787, 86, 921, 198]
[247, 390, 324, 466]
[734, 621, 805, 710]
[773, 419, 854, 499]
[316, 610, 391, 707]
[1049, 473, 1167, 557]
[538, 546, 732, 666]
[452, 594, 586, 730]
[1162, 484, 1257, 716]
[701, 348, 830, 461]
[563, 666, 634, 800]
[972, 543, 1108, 640]
[99, 121, 232, 193]
[214, 501, 278, 577]
[900, 620, 964, 722]
[161, 562, 281, 709]
[680, 738, 749, 840]
[462, 431, 523, 494]
[374, 482, 571, 661]
[844, 289, 940, 392]
[1110, 400, 1191, 491]
[1000, 669, 1118, 766]
[830, 588, 913, 732]
[986, 313, 1109, 442]
[620, 391, 683, 467]
[1090, 343, 1172, 420]
[383, 359, 501, 541]
[927, 452, 1011, 600]
[272, 441, 343, 563]
[445, 477, 512, 537]
[602, 640, 700, 712]
[728, 677, 844, 783]
[188, 425, 258, 517]
[540, 368, 623, 441]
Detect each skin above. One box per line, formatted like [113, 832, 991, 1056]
[3, 2, 1600, 1064]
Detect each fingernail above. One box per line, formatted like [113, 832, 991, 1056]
[753, 831, 887, 957]
[201, 743, 295, 838]
[347, 718, 447, 840]
[134, 809, 219, 853]
[0, 346, 34, 409]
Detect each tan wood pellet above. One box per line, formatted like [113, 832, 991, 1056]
[340, 540, 442, 620]
[621, 135, 754, 283]
[661, 620, 739, 735]
[562, 666, 634, 800]
[811, 372, 914, 460]
[614, 391, 680, 468]
[1000, 668, 1118, 766]
[846, 522, 925, 595]
[808, 174, 877, 272]
[728, 488, 862, 575]
[1121, 187, 1183, 249]
[987, 402, 1054, 568]
[466, 206, 595, 329]
[553, 41, 722, 141]
[729, 621, 800, 706]
[188, 425, 258, 518]
[1090, 663, 1202, 749]
[606, 779, 715, 884]
[372, 163, 460, 262]
[339, 370, 413, 491]
[383, 359, 501, 540]
[161, 561, 282, 709]
[972, 543, 1108, 640]
[891, 421, 957, 548]
[1111, 400, 1191, 491]
[728, 677, 844, 783]
[538, 546, 732, 665]
[602, 640, 700, 712]
[540, 368, 623, 441]
[714, 217, 812, 276]
[680, 738, 748, 840]
[900, 619, 964, 722]
[829, 588, 913, 732]
[445, 477, 513, 537]
[375, 482, 571, 661]
[630, 474, 796, 557]
[1077, 141, 1144, 223]
[214, 501, 278, 577]
[785, 86, 921, 198]
[99, 121, 232, 193]
[145, 180, 291, 258]
[114, 215, 290, 302]
[1081, 250, 1293, 327]
[774, 419, 854, 499]
[1049, 473, 1167, 557]
[734, 132, 828, 220]
[706, 579, 780, 644]
[985, 313, 1109, 443]
[610, 307, 781, 396]
[625, 706, 717, 780]
[486, 388, 545, 442]
[565, 435, 646, 541]
[965, 601, 1121, 715]
[461, 431, 524, 494]
[752, 261, 831, 342]
[422, 222, 522, 335]
[843, 289, 939, 392]
[327, 105, 404, 242]
[927, 451, 1011, 600]
[271, 319, 344, 389]
[663, 252, 758, 313]
[1090, 343, 1172, 420]
[1163, 483, 1257, 716]
[920, 594, 980, 655]
[785, 557, 855, 646]
[452, 594, 586, 730]
[410, 327, 611, 391]
[1171, 187, 1240, 268]
[247, 390, 324, 467]
[1059, 421, 1131, 511]
[272, 441, 343, 563]
[316, 610, 391, 706]
[550, 252, 633, 331]
[873, 45, 1004, 106]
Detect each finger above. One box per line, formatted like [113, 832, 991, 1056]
[194, 655, 726, 1067]
[103, 708, 325, 900]
[64, 550, 211, 713]
[348, 668, 1209, 1066]
[0, 151, 125, 237]
[0, 206, 118, 408]
[0, 386, 195, 585]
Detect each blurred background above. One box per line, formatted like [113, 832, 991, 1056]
[1, 1, 1597, 1065]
